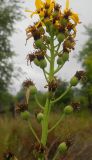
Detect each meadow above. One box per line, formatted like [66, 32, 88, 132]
[1, 108, 92, 160]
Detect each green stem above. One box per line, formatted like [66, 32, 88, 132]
[43, 69, 48, 82]
[28, 121, 40, 143]
[41, 98, 50, 146]
[48, 114, 65, 133]
[54, 64, 63, 74]
[55, 42, 61, 53]
[49, 36, 55, 81]
[44, 70, 49, 75]
[35, 95, 44, 110]
[51, 85, 72, 104]
[45, 54, 50, 62]
[41, 35, 55, 147]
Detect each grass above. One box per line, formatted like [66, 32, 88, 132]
[0, 108, 92, 160]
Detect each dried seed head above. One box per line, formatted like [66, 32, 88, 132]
[75, 71, 86, 81]
[23, 79, 34, 88]
[71, 102, 80, 111]
[26, 54, 35, 64]
[54, 3, 61, 11]
[15, 102, 28, 113]
[48, 78, 58, 92]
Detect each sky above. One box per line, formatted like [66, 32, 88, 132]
[10, 0, 92, 94]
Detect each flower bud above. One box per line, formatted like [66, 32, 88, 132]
[64, 105, 73, 114]
[34, 58, 40, 66]
[39, 59, 47, 69]
[57, 57, 64, 65]
[30, 85, 37, 95]
[58, 142, 68, 154]
[70, 76, 79, 86]
[37, 113, 44, 123]
[62, 52, 69, 61]
[35, 39, 45, 49]
[21, 111, 30, 120]
[57, 33, 65, 43]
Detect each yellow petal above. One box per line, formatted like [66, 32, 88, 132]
[35, 0, 43, 10]
[48, 2, 55, 13]
[25, 10, 37, 17]
[72, 27, 77, 38]
[46, 0, 51, 4]
[66, 0, 69, 10]
[25, 9, 32, 12]
[70, 12, 80, 24]
[39, 10, 45, 17]
[31, 11, 38, 17]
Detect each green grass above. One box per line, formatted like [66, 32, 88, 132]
[0, 108, 92, 160]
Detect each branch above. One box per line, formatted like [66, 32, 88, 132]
[48, 114, 65, 133]
[35, 95, 44, 110]
[54, 65, 63, 74]
[45, 54, 50, 62]
[55, 42, 61, 53]
[51, 85, 72, 104]
[55, 50, 63, 57]
[28, 121, 40, 143]
[43, 69, 49, 82]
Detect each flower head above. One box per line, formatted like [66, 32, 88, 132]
[64, 0, 80, 25]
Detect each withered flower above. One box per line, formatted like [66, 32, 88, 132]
[54, 3, 61, 12]
[15, 102, 28, 113]
[23, 79, 34, 88]
[75, 71, 86, 81]
[64, 0, 80, 25]
[71, 102, 80, 111]
[63, 36, 75, 51]
[26, 54, 35, 65]
[26, 22, 45, 41]
[48, 78, 58, 92]
[35, 50, 45, 60]
[33, 142, 47, 157]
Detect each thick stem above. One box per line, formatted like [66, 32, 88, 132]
[40, 35, 55, 160]
[41, 98, 50, 146]
[40, 34, 55, 146]
[49, 35, 55, 81]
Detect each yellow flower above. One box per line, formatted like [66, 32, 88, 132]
[35, 0, 44, 10]
[26, 0, 55, 18]
[66, 0, 69, 11]
[65, 0, 80, 25]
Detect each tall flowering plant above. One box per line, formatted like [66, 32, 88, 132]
[20, 0, 84, 159]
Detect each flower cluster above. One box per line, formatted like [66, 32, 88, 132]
[26, 0, 79, 42]
[26, 0, 80, 71]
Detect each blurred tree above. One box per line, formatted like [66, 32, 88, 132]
[0, 0, 22, 91]
[0, 0, 23, 106]
[78, 25, 92, 109]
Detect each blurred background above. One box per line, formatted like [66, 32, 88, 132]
[0, 0, 92, 159]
